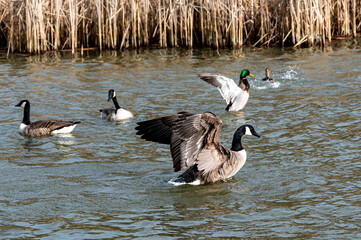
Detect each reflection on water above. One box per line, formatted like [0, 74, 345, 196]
[0, 45, 361, 238]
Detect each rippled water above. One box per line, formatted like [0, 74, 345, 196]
[0, 44, 360, 239]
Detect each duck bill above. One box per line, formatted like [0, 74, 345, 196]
[249, 73, 254, 77]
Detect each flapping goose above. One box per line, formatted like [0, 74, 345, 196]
[100, 89, 133, 121]
[198, 69, 254, 112]
[15, 100, 80, 137]
[262, 68, 274, 83]
[135, 111, 260, 185]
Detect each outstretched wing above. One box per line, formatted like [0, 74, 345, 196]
[198, 73, 242, 105]
[136, 112, 226, 173]
[172, 112, 229, 173]
[135, 111, 193, 145]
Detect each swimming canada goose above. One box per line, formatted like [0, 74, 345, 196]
[198, 69, 254, 112]
[262, 68, 274, 83]
[135, 111, 260, 185]
[15, 100, 80, 137]
[99, 89, 133, 121]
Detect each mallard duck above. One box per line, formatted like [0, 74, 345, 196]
[100, 89, 133, 121]
[198, 69, 254, 111]
[135, 111, 260, 185]
[262, 68, 274, 83]
[15, 100, 80, 137]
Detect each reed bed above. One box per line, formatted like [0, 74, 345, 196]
[0, 0, 360, 54]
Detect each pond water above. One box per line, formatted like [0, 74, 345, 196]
[0, 43, 360, 239]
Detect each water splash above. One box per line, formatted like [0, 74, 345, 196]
[281, 66, 300, 80]
[251, 66, 301, 90]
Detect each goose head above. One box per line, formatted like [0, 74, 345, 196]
[15, 99, 30, 108]
[236, 124, 260, 138]
[240, 69, 254, 79]
[231, 124, 259, 151]
[107, 89, 116, 102]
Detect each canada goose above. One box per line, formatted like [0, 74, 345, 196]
[15, 100, 80, 137]
[99, 89, 133, 121]
[262, 68, 274, 83]
[198, 69, 254, 112]
[135, 111, 260, 185]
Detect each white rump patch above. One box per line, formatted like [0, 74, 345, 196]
[115, 109, 134, 120]
[245, 126, 252, 135]
[168, 179, 201, 186]
[51, 125, 77, 134]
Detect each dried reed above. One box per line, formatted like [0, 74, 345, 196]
[0, 0, 360, 54]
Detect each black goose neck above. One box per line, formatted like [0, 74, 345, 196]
[22, 104, 31, 125]
[231, 134, 244, 151]
[112, 96, 121, 110]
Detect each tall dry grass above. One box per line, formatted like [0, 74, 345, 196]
[0, 0, 360, 54]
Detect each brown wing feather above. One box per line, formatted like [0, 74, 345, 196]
[30, 120, 78, 131]
[26, 120, 79, 136]
[196, 145, 230, 174]
[172, 112, 223, 171]
[135, 112, 193, 145]
[136, 112, 224, 173]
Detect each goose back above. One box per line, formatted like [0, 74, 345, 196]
[21, 120, 80, 137]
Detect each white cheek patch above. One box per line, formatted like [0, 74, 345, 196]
[21, 102, 27, 108]
[245, 127, 252, 136]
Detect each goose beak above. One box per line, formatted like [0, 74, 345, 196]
[253, 131, 260, 138]
[107, 93, 113, 102]
[15, 103, 21, 107]
[249, 73, 254, 77]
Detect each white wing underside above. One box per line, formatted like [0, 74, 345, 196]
[199, 73, 249, 111]
[212, 75, 242, 105]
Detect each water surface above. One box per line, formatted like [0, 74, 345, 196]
[0, 45, 360, 239]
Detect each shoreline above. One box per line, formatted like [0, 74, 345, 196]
[1, 36, 360, 58]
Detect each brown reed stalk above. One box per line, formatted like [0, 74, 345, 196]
[1, 0, 360, 54]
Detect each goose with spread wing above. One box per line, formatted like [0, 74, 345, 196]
[198, 69, 254, 112]
[100, 89, 133, 121]
[15, 100, 80, 137]
[135, 112, 260, 185]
